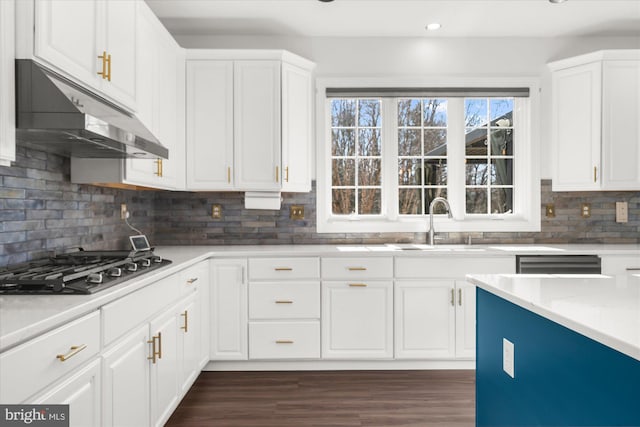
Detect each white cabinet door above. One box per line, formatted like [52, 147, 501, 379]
[179, 294, 200, 394]
[211, 259, 248, 360]
[34, 0, 100, 92]
[234, 61, 281, 190]
[186, 61, 235, 190]
[0, 0, 15, 167]
[602, 60, 640, 190]
[394, 280, 455, 359]
[33, 359, 101, 427]
[552, 62, 602, 191]
[149, 306, 180, 427]
[454, 281, 476, 358]
[102, 0, 137, 107]
[102, 324, 150, 427]
[321, 281, 393, 359]
[281, 62, 312, 192]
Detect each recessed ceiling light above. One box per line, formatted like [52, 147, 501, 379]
[426, 23, 441, 31]
[549, 0, 567, 3]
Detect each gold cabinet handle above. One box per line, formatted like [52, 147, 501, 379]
[275, 340, 294, 344]
[275, 267, 293, 271]
[155, 158, 163, 177]
[285, 166, 289, 182]
[186, 277, 198, 284]
[275, 300, 293, 304]
[97, 51, 107, 79]
[106, 53, 112, 81]
[594, 166, 597, 183]
[56, 344, 87, 362]
[157, 331, 162, 359]
[180, 310, 188, 333]
[147, 334, 161, 363]
[348, 267, 367, 271]
[349, 283, 367, 287]
[227, 166, 231, 183]
[458, 289, 462, 306]
[276, 166, 279, 183]
[450, 289, 455, 306]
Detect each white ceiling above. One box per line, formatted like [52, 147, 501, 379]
[145, 0, 640, 39]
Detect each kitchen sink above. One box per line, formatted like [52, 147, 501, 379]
[385, 244, 486, 252]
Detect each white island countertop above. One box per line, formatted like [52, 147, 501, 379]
[467, 273, 640, 362]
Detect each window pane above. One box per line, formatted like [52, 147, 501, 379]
[398, 159, 422, 185]
[358, 129, 381, 156]
[466, 189, 488, 214]
[424, 129, 447, 155]
[423, 99, 447, 126]
[358, 159, 381, 186]
[491, 159, 513, 186]
[358, 189, 381, 214]
[464, 98, 488, 128]
[465, 128, 488, 156]
[490, 98, 513, 122]
[332, 159, 355, 186]
[398, 99, 421, 127]
[358, 99, 381, 127]
[466, 162, 488, 185]
[490, 129, 513, 156]
[399, 188, 422, 215]
[426, 188, 448, 214]
[491, 188, 513, 214]
[425, 159, 447, 185]
[398, 129, 421, 156]
[332, 189, 355, 215]
[331, 99, 356, 127]
[332, 129, 355, 156]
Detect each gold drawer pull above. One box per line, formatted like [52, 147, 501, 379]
[180, 310, 189, 332]
[450, 289, 455, 306]
[275, 267, 293, 271]
[186, 277, 198, 284]
[285, 166, 289, 182]
[275, 300, 293, 304]
[147, 333, 161, 364]
[56, 344, 87, 362]
[276, 340, 294, 344]
[227, 167, 231, 183]
[348, 267, 367, 271]
[458, 289, 462, 306]
[349, 283, 367, 287]
[276, 166, 279, 183]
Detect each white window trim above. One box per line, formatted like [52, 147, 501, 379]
[316, 76, 541, 234]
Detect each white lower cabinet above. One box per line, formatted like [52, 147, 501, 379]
[210, 259, 248, 360]
[249, 321, 320, 359]
[321, 281, 393, 359]
[33, 359, 101, 427]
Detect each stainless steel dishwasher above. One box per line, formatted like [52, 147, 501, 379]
[516, 255, 601, 274]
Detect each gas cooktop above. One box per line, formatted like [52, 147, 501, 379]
[0, 249, 171, 295]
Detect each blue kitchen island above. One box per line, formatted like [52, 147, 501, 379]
[467, 273, 640, 427]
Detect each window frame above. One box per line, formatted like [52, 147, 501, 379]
[316, 77, 541, 234]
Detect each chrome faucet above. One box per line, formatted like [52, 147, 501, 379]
[428, 197, 453, 245]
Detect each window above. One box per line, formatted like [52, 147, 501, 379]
[317, 79, 540, 234]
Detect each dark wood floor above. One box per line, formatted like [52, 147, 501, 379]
[166, 370, 475, 427]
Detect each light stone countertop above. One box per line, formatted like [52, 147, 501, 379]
[1, 244, 639, 352]
[468, 273, 640, 362]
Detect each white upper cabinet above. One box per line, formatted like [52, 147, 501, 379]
[550, 50, 640, 191]
[0, 0, 15, 166]
[30, 0, 137, 110]
[185, 50, 315, 193]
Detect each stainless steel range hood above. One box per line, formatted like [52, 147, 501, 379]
[15, 59, 168, 159]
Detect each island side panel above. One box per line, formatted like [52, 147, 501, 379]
[476, 287, 640, 427]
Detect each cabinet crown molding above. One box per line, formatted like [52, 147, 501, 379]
[548, 49, 640, 70]
[186, 49, 316, 70]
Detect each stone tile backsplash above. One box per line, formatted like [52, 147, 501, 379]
[1, 146, 639, 265]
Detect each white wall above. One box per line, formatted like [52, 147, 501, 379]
[176, 35, 640, 179]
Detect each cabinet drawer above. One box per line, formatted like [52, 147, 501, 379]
[0, 311, 100, 404]
[249, 321, 320, 359]
[322, 257, 393, 279]
[180, 260, 209, 296]
[102, 273, 179, 347]
[249, 257, 320, 280]
[395, 256, 514, 279]
[249, 282, 320, 319]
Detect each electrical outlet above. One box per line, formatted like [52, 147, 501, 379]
[290, 205, 304, 220]
[503, 338, 515, 378]
[545, 204, 555, 218]
[616, 202, 628, 223]
[211, 204, 222, 219]
[120, 203, 128, 220]
[581, 203, 591, 218]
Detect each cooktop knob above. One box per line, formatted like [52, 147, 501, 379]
[107, 267, 122, 277]
[86, 273, 103, 284]
[125, 262, 138, 272]
[151, 255, 163, 263]
[140, 259, 151, 267]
